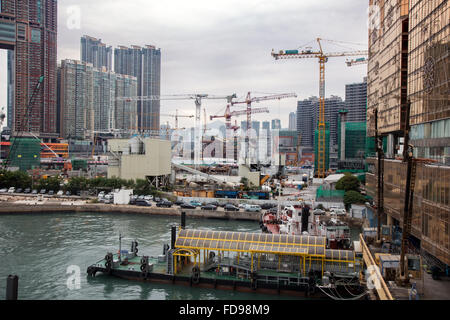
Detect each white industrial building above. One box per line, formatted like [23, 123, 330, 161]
[107, 137, 172, 187]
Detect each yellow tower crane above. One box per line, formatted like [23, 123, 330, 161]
[272, 38, 368, 178]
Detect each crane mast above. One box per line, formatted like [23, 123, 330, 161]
[232, 92, 297, 165]
[272, 38, 368, 178]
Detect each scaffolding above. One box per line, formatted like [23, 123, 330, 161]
[8, 137, 41, 171]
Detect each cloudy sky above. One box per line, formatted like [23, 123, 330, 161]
[1, 0, 369, 130]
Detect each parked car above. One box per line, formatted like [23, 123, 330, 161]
[104, 194, 113, 201]
[224, 204, 239, 212]
[207, 201, 220, 207]
[313, 209, 326, 215]
[39, 189, 47, 194]
[8, 187, 15, 193]
[238, 203, 249, 210]
[65, 191, 71, 196]
[57, 190, 64, 196]
[201, 204, 217, 211]
[190, 200, 203, 207]
[331, 208, 347, 216]
[24, 188, 31, 194]
[32, 190, 38, 194]
[16, 188, 23, 193]
[48, 190, 55, 196]
[135, 200, 152, 207]
[261, 203, 276, 210]
[174, 200, 185, 206]
[144, 195, 153, 201]
[245, 205, 262, 212]
[180, 203, 196, 209]
[156, 200, 173, 208]
[0, 188, 7, 193]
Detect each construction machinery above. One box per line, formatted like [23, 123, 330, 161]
[115, 94, 236, 170]
[231, 92, 297, 165]
[272, 38, 368, 178]
[161, 110, 194, 130]
[3, 76, 44, 170]
[210, 106, 270, 129]
[346, 57, 368, 67]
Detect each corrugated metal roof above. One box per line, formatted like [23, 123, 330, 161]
[175, 229, 327, 256]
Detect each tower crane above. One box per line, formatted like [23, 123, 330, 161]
[346, 57, 368, 67]
[114, 93, 237, 170]
[272, 38, 368, 178]
[231, 92, 297, 165]
[160, 110, 194, 130]
[210, 106, 269, 130]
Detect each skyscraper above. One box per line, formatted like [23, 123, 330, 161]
[114, 45, 161, 133]
[297, 97, 318, 148]
[289, 112, 297, 131]
[93, 68, 116, 132]
[366, 0, 449, 267]
[58, 60, 138, 139]
[297, 96, 344, 148]
[271, 119, 281, 130]
[80, 35, 112, 71]
[345, 77, 367, 122]
[115, 74, 138, 131]
[59, 60, 94, 139]
[1, 0, 58, 137]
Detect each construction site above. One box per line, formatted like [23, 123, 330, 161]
[0, 0, 448, 302]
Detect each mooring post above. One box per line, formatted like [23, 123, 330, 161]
[6, 275, 18, 300]
[171, 225, 177, 250]
[181, 211, 186, 229]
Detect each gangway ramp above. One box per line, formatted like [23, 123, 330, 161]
[359, 234, 394, 300]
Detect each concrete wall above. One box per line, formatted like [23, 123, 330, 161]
[108, 139, 171, 180]
[238, 165, 261, 187]
[108, 139, 130, 153]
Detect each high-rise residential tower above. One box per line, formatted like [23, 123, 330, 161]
[1, 0, 58, 138]
[271, 119, 281, 130]
[59, 60, 95, 140]
[114, 45, 161, 133]
[297, 96, 344, 148]
[58, 60, 137, 139]
[80, 35, 112, 71]
[289, 112, 297, 131]
[345, 77, 367, 122]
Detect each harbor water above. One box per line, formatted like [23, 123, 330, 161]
[0, 212, 361, 300]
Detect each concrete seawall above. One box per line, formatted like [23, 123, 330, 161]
[0, 203, 261, 222]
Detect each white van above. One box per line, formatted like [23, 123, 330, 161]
[245, 205, 262, 212]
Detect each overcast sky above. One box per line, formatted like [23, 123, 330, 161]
[1, 0, 369, 130]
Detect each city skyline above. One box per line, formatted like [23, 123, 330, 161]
[1, 0, 368, 131]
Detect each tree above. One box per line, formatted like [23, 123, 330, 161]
[336, 174, 360, 192]
[343, 190, 367, 209]
[0, 170, 32, 189]
[35, 176, 62, 191]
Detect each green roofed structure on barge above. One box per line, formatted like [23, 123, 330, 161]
[87, 214, 367, 299]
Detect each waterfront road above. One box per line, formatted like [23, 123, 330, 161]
[0, 195, 261, 222]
